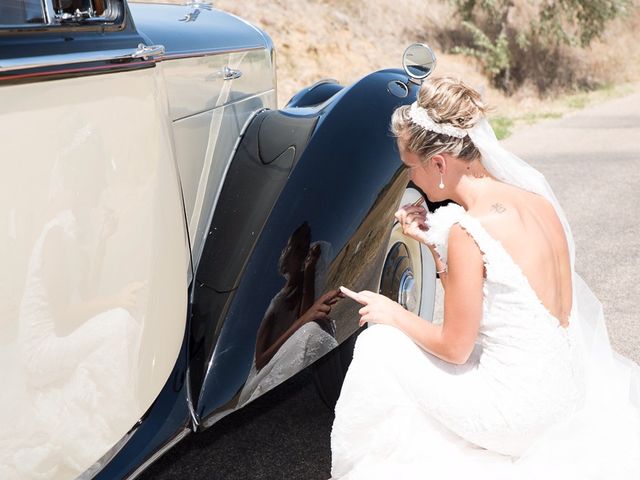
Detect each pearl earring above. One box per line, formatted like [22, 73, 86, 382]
[439, 174, 445, 190]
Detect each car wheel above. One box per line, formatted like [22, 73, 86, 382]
[312, 187, 437, 411]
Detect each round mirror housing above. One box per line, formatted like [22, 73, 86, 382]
[402, 43, 437, 82]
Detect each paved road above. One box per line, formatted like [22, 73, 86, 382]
[140, 92, 640, 480]
[503, 93, 640, 364]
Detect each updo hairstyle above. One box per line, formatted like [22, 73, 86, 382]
[390, 76, 488, 163]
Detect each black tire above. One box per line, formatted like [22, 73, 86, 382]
[311, 326, 363, 411]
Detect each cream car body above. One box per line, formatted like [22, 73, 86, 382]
[0, 2, 275, 477]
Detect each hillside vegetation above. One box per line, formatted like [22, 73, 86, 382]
[140, 0, 640, 126]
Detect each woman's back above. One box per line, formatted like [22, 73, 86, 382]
[468, 182, 573, 327]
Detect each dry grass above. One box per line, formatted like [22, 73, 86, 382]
[134, 0, 640, 127]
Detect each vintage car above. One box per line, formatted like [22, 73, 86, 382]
[0, 1, 440, 478]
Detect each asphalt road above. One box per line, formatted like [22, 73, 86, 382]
[503, 92, 640, 364]
[140, 91, 640, 480]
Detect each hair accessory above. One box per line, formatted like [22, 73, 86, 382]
[409, 102, 468, 138]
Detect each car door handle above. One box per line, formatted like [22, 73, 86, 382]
[222, 66, 242, 80]
[131, 44, 166, 61]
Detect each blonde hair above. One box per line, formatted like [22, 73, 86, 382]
[390, 76, 488, 163]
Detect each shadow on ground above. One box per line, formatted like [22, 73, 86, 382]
[139, 368, 333, 480]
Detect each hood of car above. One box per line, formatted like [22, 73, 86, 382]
[128, 2, 271, 58]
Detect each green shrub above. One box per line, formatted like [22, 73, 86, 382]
[448, 0, 630, 93]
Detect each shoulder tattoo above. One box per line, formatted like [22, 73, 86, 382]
[490, 203, 506, 213]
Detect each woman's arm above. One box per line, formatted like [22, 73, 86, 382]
[254, 310, 296, 371]
[423, 240, 449, 290]
[344, 224, 484, 365]
[254, 290, 339, 370]
[397, 225, 483, 363]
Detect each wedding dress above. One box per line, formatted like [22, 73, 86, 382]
[330, 119, 640, 479]
[330, 203, 640, 479]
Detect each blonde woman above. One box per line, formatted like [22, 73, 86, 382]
[330, 77, 640, 479]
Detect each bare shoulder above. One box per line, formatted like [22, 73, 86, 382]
[468, 199, 522, 237]
[467, 187, 570, 275]
[470, 186, 561, 237]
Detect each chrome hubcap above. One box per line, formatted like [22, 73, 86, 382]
[380, 241, 419, 313]
[399, 270, 418, 312]
[378, 187, 435, 319]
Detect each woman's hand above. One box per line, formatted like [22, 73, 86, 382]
[339, 286, 405, 328]
[112, 281, 146, 314]
[394, 200, 428, 244]
[298, 288, 342, 326]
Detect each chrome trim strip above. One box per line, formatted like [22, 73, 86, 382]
[171, 88, 274, 123]
[76, 420, 142, 480]
[185, 365, 200, 430]
[189, 101, 268, 282]
[126, 427, 191, 480]
[0, 45, 164, 74]
[162, 45, 264, 61]
[43, 0, 55, 24]
[0, 43, 265, 77]
[0, 60, 155, 82]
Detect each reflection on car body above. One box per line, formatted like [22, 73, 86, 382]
[238, 223, 339, 405]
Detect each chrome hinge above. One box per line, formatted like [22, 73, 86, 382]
[55, 8, 94, 22]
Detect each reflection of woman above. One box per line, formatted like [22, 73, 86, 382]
[331, 77, 640, 478]
[239, 223, 339, 405]
[254, 222, 337, 370]
[7, 208, 143, 479]
[4, 152, 144, 478]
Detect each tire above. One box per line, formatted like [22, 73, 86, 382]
[312, 187, 437, 410]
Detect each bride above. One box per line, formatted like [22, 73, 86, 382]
[330, 76, 640, 479]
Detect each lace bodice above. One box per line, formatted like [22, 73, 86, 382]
[424, 203, 576, 344]
[420, 203, 585, 446]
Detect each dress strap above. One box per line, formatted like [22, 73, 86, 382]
[423, 203, 466, 267]
[454, 215, 504, 260]
[455, 213, 531, 285]
[424, 203, 518, 284]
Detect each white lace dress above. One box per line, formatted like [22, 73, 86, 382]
[330, 203, 640, 479]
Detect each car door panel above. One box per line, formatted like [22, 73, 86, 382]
[160, 49, 274, 120]
[0, 66, 189, 478]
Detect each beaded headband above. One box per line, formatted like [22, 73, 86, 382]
[408, 101, 468, 138]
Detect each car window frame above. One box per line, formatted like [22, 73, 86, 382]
[0, 0, 126, 32]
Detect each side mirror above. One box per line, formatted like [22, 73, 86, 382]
[402, 43, 437, 83]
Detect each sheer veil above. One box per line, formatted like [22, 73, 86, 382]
[469, 118, 640, 471]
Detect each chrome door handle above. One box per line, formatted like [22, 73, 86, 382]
[131, 44, 166, 61]
[222, 66, 242, 80]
